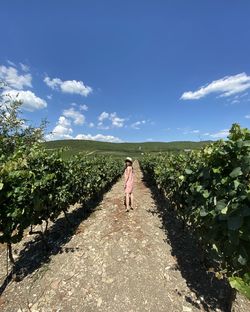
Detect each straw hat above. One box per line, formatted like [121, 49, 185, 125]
[125, 157, 133, 163]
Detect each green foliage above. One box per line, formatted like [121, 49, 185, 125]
[229, 274, 250, 299]
[0, 85, 123, 247]
[140, 123, 250, 299]
[0, 86, 47, 157]
[0, 146, 122, 244]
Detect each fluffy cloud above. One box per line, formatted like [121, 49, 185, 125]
[63, 107, 85, 125]
[44, 77, 61, 89]
[2, 89, 47, 111]
[98, 111, 125, 129]
[245, 114, 250, 119]
[0, 65, 32, 90]
[110, 113, 124, 127]
[181, 73, 250, 100]
[44, 76, 92, 97]
[75, 133, 122, 143]
[131, 120, 146, 130]
[46, 116, 73, 140]
[204, 129, 230, 139]
[79, 104, 88, 111]
[46, 116, 122, 142]
[46, 106, 87, 140]
[98, 111, 109, 122]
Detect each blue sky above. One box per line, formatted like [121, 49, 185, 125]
[1, 0, 250, 142]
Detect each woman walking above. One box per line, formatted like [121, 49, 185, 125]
[124, 157, 134, 212]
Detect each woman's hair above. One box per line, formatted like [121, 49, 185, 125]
[124, 161, 133, 172]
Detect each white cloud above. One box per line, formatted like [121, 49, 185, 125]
[231, 99, 240, 104]
[181, 73, 250, 100]
[89, 122, 95, 128]
[79, 104, 88, 111]
[110, 112, 124, 127]
[63, 107, 85, 125]
[47, 94, 52, 100]
[20, 63, 30, 72]
[46, 116, 73, 140]
[61, 80, 92, 96]
[7, 60, 16, 67]
[44, 77, 61, 89]
[233, 92, 248, 99]
[177, 127, 200, 135]
[0, 65, 32, 90]
[131, 120, 146, 130]
[208, 129, 229, 139]
[98, 111, 125, 128]
[2, 89, 47, 111]
[46, 116, 122, 143]
[75, 133, 122, 143]
[245, 114, 250, 119]
[44, 76, 92, 97]
[98, 111, 109, 122]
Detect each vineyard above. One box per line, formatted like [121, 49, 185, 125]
[0, 96, 250, 310]
[0, 146, 122, 261]
[140, 123, 250, 300]
[0, 93, 123, 264]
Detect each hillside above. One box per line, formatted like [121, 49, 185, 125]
[43, 139, 212, 159]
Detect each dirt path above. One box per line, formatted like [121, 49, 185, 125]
[0, 161, 248, 312]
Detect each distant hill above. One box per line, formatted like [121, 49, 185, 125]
[43, 139, 213, 159]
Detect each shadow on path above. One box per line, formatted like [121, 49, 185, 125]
[142, 174, 234, 312]
[0, 189, 108, 297]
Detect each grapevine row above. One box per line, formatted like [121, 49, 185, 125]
[0, 144, 122, 260]
[140, 124, 250, 299]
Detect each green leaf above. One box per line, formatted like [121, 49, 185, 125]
[212, 167, 221, 173]
[202, 190, 210, 198]
[238, 255, 247, 266]
[200, 208, 208, 217]
[229, 167, 243, 178]
[212, 243, 218, 252]
[216, 200, 226, 211]
[229, 277, 250, 300]
[179, 175, 185, 181]
[0, 182, 4, 190]
[233, 180, 240, 189]
[242, 140, 250, 147]
[221, 206, 228, 214]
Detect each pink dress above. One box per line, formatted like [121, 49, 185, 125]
[124, 166, 134, 194]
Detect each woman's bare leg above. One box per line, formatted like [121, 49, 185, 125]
[125, 193, 130, 211]
[130, 193, 134, 209]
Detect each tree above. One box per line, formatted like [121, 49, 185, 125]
[0, 81, 48, 157]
